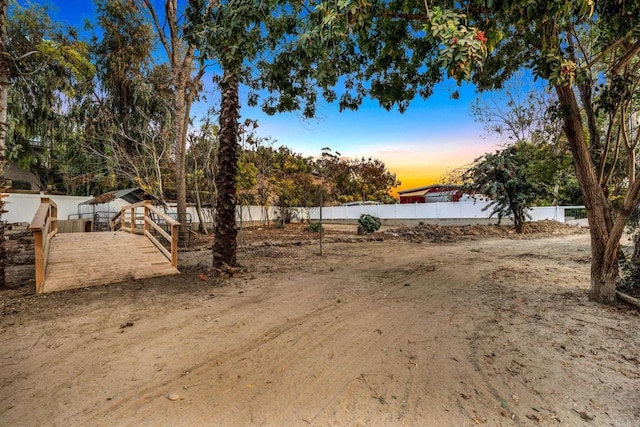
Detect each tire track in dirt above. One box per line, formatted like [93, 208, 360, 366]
[87, 242, 516, 425]
[463, 235, 640, 425]
[86, 258, 452, 424]
[5, 234, 639, 426]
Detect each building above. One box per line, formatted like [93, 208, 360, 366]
[398, 184, 464, 204]
[4, 161, 41, 192]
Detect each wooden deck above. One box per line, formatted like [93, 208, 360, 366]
[42, 231, 180, 293]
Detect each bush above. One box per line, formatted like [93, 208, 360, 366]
[307, 222, 323, 233]
[358, 214, 382, 233]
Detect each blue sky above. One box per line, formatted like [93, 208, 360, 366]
[39, 0, 500, 193]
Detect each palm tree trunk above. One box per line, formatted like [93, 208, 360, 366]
[213, 68, 239, 268]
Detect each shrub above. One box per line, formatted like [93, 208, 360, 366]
[307, 222, 323, 233]
[358, 214, 382, 233]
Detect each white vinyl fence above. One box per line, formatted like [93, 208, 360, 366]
[306, 202, 569, 223]
[5, 192, 582, 226]
[4, 193, 93, 224]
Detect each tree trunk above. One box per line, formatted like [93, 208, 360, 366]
[213, 69, 240, 268]
[514, 217, 524, 234]
[555, 84, 618, 304]
[146, 0, 199, 247]
[173, 72, 190, 245]
[193, 157, 208, 234]
[0, 0, 9, 288]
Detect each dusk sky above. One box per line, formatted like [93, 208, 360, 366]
[38, 0, 502, 194]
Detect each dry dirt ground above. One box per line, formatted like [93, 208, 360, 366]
[1, 222, 639, 426]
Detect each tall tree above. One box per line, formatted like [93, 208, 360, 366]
[141, 0, 207, 243]
[5, 2, 93, 190]
[0, 0, 8, 289]
[80, 0, 171, 198]
[186, 0, 303, 266]
[262, 0, 640, 304]
[213, 68, 240, 266]
[472, 86, 580, 206]
[1, 1, 92, 287]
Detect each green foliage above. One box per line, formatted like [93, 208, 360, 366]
[462, 143, 538, 233]
[6, 2, 94, 192]
[237, 143, 398, 208]
[316, 148, 400, 204]
[358, 214, 381, 233]
[424, 6, 492, 81]
[307, 222, 323, 232]
[617, 259, 640, 296]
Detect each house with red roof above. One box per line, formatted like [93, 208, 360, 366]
[398, 184, 465, 204]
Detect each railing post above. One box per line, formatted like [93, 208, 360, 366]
[33, 230, 44, 294]
[171, 223, 179, 267]
[144, 201, 151, 235]
[129, 206, 135, 233]
[50, 199, 58, 233]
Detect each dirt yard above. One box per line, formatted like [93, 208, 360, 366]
[1, 222, 639, 426]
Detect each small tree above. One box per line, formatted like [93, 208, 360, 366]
[463, 144, 538, 233]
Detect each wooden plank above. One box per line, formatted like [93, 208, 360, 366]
[41, 231, 179, 293]
[146, 204, 180, 226]
[145, 217, 172, 242]
[144, 230, 171, 261]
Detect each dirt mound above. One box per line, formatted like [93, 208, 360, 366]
[385, 220, 586, 243]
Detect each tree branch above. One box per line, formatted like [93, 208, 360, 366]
[611, 39, 640, 75]
[143, 0, 172, 62]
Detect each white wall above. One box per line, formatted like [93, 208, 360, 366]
[4, 193, 575, 225]
[308, 202, 566, 222]
[4, 193, 92, 224]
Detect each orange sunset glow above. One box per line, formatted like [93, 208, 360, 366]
[371, 140, 493, 199]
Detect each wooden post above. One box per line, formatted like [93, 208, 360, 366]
[129, 207, 135, 233]
[171, 223, 179, 267]
[319, 190, 323, 256]
[29, 197, 57, 294]
[33, 230, 44, 294]
[144, 202, 150, 235]
[49, 199, 58, 233]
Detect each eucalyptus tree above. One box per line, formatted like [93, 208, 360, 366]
[87, 0, 208, 239]
[186, 116, 220, 233]
[79, 0, 172, 199]
[472, 86, 579, 206]
[0, 1, 92, 288]
[138, 0, 208, 242]
[439, 0, 640, 304]
[3, 1, 93, 185]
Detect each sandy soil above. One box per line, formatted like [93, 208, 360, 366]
[1, 223, 639, 426]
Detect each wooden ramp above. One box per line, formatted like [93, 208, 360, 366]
[43, 232, 180, 293]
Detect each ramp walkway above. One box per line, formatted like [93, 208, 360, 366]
[28, 198, 180, 294]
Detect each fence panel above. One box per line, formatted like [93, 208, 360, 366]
[6, 193, 582, 225]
